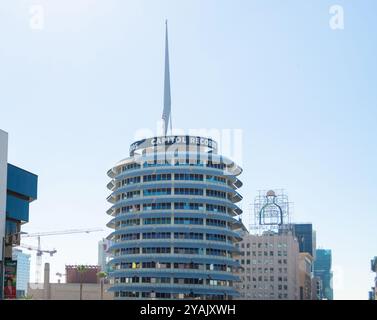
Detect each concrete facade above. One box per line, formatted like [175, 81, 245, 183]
[0, 130, 8, 261]
[235, 231, 300, 300]
[28, 263, 113, 300]
[28, 283, 113, 300]
[298, 252, 314, 300]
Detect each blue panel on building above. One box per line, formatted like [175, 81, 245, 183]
[5, 164, 38, 232]
[293, 224, 313, 256]
[7, 164, 38, 200]
[6, 194, 29, 222]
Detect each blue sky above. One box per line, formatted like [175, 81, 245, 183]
[0, 0, 376, 299]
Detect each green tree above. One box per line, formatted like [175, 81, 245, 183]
[77, 265, 87, 300]
[97, 271, 107, 300]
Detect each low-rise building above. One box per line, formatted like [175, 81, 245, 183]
[65, 265, 101, 284]
[28, 263, 112, 300]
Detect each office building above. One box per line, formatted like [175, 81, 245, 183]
[235, 231, 300, 300]
[312, 276, 323, 300]
[106, 133, 244, 300]
[105, 23, 244, 300]
[292, 224, 315, 258]
[12, 249, 31, 298]
[236, 190, 324, 300]
[98, 239, 111, 273]
[313, 249, 333, 300]
[0, 130, 7, 299]
[236, 190, 300, 300]
[0, 129, 38, 299]
[298, 252, 314, 300]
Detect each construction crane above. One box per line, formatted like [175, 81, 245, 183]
[18, 240, 57, 283]
[18, 242, 57, 257]
[18, 227, 103, 284]
[56, 272, 66, 283]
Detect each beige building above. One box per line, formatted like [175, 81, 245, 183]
[235, 230, 300, 300]
[298, 252, 314, 300]
[28, 263, 113, 300]
[312, 276, 323, 300]
[28, 283, 113, 300]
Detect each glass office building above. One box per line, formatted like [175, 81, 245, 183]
[106, 136, 244, 299]
[313, 249, 333, 300]
[12, 249, 31, 298]
[292, 224, 314, 257]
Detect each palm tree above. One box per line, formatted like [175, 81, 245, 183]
[77, 265, 87, 300]
[97, 271, 107, 300]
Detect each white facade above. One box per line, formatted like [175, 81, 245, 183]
[235, 231, 300, 300]
[0, 129, 8, 261]
[12, 249, 31, 297]
[98, 239, 111, 273]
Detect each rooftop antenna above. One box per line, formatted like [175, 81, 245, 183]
[162, 20, 172, 136]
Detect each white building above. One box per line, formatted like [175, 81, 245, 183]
[0, 130, 8, 299]
[235, 231, 300, 300]
[98, 239, 111, 273]
[12, 249, 31, 297]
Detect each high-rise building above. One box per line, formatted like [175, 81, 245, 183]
[312, 276, 323, 300]
[98, 239, 111, 273]
[0, 130, 8, 299]
[298, 252, 314, 300]
[237, 190, 322, 300]
[0, 129, 38, 300]
[235, 231, 300, 300]
[12, 249, 31, 298]
[313, 249, 333, 300]
[292, 224, 318, 299]
[106, 135, 244, 300]
[105, 23, 244, 300]
[292, 224, 315, 258]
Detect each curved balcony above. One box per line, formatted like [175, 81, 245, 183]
[109, 196, 241, 214]
[111, 181, 237, 197]
[113, 165, 241, 182]
[109, 239, 238, 253]
[110, 269, 239, 281]
[107, 225, 243, 241]
[108, 283, 239, 297]
[108, 253, 241, 267]
[107, 211, 240, 228]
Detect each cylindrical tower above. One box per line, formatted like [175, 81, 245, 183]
[106, 135, 243, 300]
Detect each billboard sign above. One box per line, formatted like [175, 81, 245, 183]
[130, 135, 218, 156]
[3, 259, 17, 299]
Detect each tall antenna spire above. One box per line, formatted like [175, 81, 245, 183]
[162, 20, 172, 136]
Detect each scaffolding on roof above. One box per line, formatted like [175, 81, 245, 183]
[249, 189, 294, 236]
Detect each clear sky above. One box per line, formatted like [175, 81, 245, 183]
[0, 0, 376, 300]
